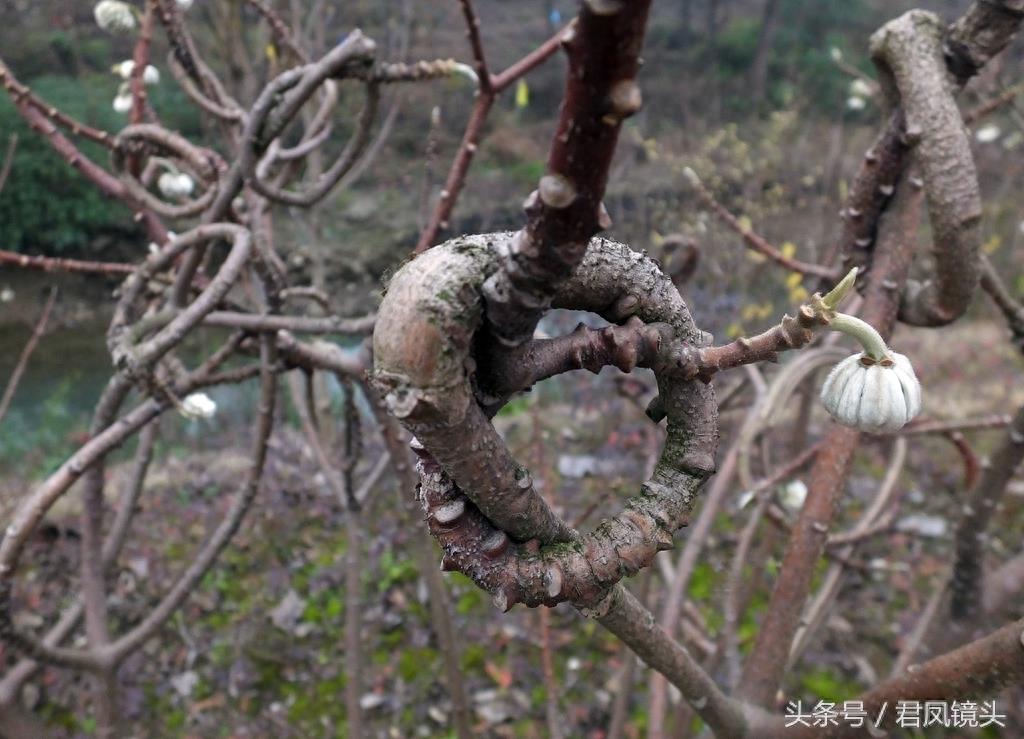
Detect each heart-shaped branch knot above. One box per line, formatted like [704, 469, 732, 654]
[373, 232, 719, 609]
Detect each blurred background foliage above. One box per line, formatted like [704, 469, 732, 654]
[0, 0, 918, 258]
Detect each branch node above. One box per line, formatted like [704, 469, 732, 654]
[584, 0, 625, 15]
[537, 173, 578, 209]
[433, 498, 467, 526]
[482, 530, 510, 559]
[608, 79, 643, 119]
[544, 564, 564, 598]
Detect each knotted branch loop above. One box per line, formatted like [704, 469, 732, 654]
[107, 224, 252, 376]
[111, 124, 223, 218]
[373, 234, 718, 609]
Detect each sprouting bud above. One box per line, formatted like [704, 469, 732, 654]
[113, 60, 160, 84]
[94, 1, 137, 33]
[451, 62, 478, 85]
[158, 171, 195, 199]
[820, 351, 921, 433]
[820, 267, 858, 311]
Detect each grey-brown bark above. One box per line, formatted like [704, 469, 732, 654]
[951, 404, 1024, 621]
[871, 11, 982, 327]
[374, 234, 717, 608]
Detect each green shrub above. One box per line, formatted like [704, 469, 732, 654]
[0, 70, 201, 256]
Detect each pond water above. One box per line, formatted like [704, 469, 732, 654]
[0, 271, 255, 476]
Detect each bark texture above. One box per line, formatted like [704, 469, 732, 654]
[374, 234, 717, 609]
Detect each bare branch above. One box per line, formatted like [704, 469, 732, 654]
[684, 168, 838, 279]
[791, 618, 1024, 738]
[414, 23, 572, 253]
[872, 11, 982, 326]
[0, 287, 57, 426]
[483, 2, 653, 347]
[0, 133, 16, 195]
[951, 403, 1024, 621]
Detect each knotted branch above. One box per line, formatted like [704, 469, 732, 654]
[374, 234, 717, 609]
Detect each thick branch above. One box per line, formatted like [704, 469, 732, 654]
[951, 403, 1024, 620]
[791, 618, 1024, 738]
[596, 585, 768, 739]
[483, 1, 653, 346]
[945, 0, 1024, 83]
[872, 11, 982, 326]
[414, 24, 570, 253]
[379, 235, 716, 609]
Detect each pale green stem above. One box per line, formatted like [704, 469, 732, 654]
[827, 313, 890, 361]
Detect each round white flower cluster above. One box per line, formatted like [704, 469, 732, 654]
[181, 392, 217, 419]
[113, 60, 160, 85]
[158, 171, 195, 199]
[94, 1, 136, 33]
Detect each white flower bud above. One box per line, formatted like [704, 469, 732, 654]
[176, 0, 194, 10]
[846, 96, 866, 111]
[849, 79, 874, 98]
[114, 60, 160, 84]
[820, 352, 921, 433]
[158, 171, 195, 199]
[181, 392, 217, 419]
[112, 84, 133, 113]
[975, 124, 1001, 144]
[94, 1, 137, 33]
[779, 479, 808, 511]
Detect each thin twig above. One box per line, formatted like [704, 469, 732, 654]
[0, 250, 135, 275]
[414, 23, 569, 252]
[0, 133, 16, 195]
[0, 286, 58, 426]
[684, 168, 838, 279]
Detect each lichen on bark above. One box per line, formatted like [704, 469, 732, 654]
[373, 233, 719, 608]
